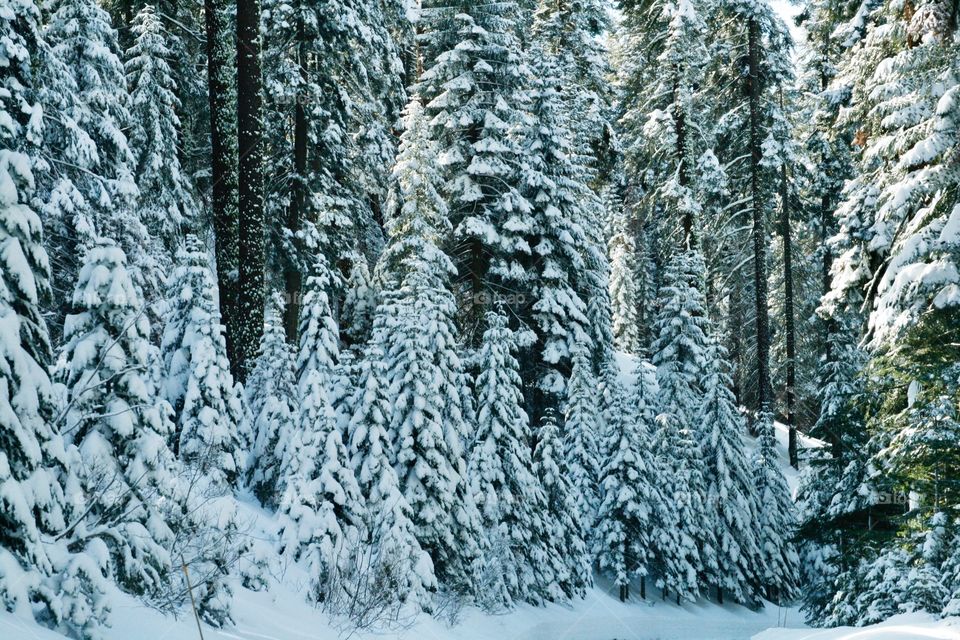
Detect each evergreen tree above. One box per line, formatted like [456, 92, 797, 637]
[374, 92, 483, 591]
[125, 5, 196, 259]
[278, 255, 362, 603]
[468, 310, 552, 605]
[518, 46, 592, 412]
[752, 413, 801, 601]
[1, 13, 110, 625]
[563, 346, 602, 526]
[533, 408, 591, 600]
[650, 250, 713, 600]
[39, 0, 156, 331]
[347, 339, 435, 609]
[56, 240, 179, 599]
[418, 0, 532, 344]
[340, 253, 376, 347]
[246, 294, 297, 507]
[699, 335, 761, 604]
[160, 236, 244, 488]
[594, 361, 662, 601]
[608, 204, 642, 354]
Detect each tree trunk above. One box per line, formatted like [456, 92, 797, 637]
[204, 0, 240, 373]
[747, 19, 773, 415]
[236, 0, 265, 380]
[779, 115, 798, 469]
[640, 575, 646, 600]
[717, 585, 724, 604]
[619, 583, 628, 602]
[283, 6, 309, 343]
[673, 73, 692, 249]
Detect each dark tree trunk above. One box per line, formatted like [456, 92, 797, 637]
[673, 73, 692, 249]
[779, 114, 798, 469]
[204, 0, 240, 373]
[818, 58, 842, 461]
[717, 585, 724, 604]
[236, 0, 265, 380]
[640, 575, 646, 600]
[619, 583, 629, 602]
[283, 7, 309, 343]
[747, 19, 773, 415]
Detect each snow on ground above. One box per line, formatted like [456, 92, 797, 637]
[753, 613, 960, 640]
[0, 577, 802, 640]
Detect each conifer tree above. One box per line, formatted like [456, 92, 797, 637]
[347, 339, 435, 609]
[650, 250, 714, 600]
[418, 0, 532, 344]
[39, 0, 157, 330]
[160, 236, 244, 488]
[278, 253, 362, 603]
[533, 409, 591, 600]
[469, 310, 552, 605]
[595, 362, 662, 601]
[699, 335, 761, 604]
[1, 13, 111, 623]
[57, 240, 180, 599]
[563, 346, 602, 525]
[752, 413, 801, 601]
[125, 5, 196, 260]
[518, 46, 592, 411]
[377, 96, 482, 592]
[246, 294, 297, 507]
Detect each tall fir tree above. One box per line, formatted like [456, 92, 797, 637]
[124, 5, 196, 260]
[39, 0, 157, 332]
[533, 408, 591, 600]
[347, 339, 436, 609]
[699, 335, 761, 604]
[650, 250, 714, 600]
[594, 362, 663, 601]
[468, 310, 552, 606]
[418, 0, 532, 345]
[563, 345, 602, 526]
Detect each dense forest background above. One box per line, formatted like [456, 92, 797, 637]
[0, 0, 958, 638]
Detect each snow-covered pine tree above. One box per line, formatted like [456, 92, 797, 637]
[517, 45, 592, 415]
[38, 0, 157, 332]
[160, 236, 243, 488]
[125, 5, 197, 260]
[531, 0, 614, 183]
[417, 0, 532, 345]
[377, 95, 451, 289]
[246, 294, 297, 507]
[823, 0, 959, 350]
[751, 413, 801, 601]
[262, 0, 403, 337]
[563, 345, 602, 527]
[376, 97, 482, 592]
[650, 249, 714, 601]
[278, 251, 362, 604]
[699, 334, 761, 604]
[533, 408, 591, 600]
[56, 239, 180, 600]
[1, 12, 111, 626]
[607, 197, 642, 354]
[340, 253, 376, 347]
[347, 338, 435, 609]
[468, 309, 552, 606]
[594, 361, 662, 601]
